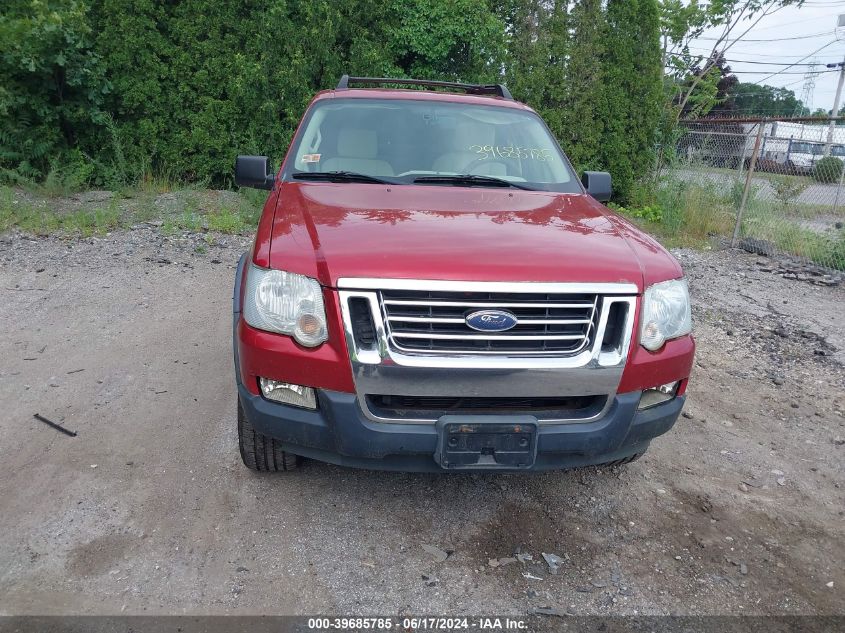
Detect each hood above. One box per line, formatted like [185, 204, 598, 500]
[265, 182, 682, 290]
[788, 154, 814, 166]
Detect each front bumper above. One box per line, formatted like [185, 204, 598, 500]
[236, 382, 684, 472]
[233, 253, 692, 471]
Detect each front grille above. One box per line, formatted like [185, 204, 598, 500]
[379, 289, 600, 355]
[348, 297, 377, 349]
[366, 394, 606, 421]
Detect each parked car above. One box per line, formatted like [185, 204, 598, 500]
[232, 76, 695, 472]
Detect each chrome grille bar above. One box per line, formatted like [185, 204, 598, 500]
[391, 332, 588, 341]
[383, 300, 595, 309]
[387, 316, 592, 325]
[337, 280, 639, 424]
[379, 289, 601, 356]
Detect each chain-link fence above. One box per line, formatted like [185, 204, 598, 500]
[660, 117, 845, 277]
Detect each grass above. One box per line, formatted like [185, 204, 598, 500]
[618, 177, 845, 271]
[0, 185, 263, 238]
[0, 193, 123, 237]
[779, 202, 845, 220]
[209, 204, 262, 233]
[619, 179, 736, 249]
[678, 163, 818, 186]
[4, 170, 843, 271]
[156, 193, 261, 235]
[742, 202, 845, 270]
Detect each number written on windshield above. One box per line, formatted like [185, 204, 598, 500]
[468, 145, 554, 161]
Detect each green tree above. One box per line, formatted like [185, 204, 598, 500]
[498, 0, 605, 174]
[659, 0, 708, 65]
[3, 0, 668, 195]
[663, 0, 802, 122]
[91, 0, 305, 183]
[601, 0, 662, 200]
[387, 0, 505, 81]
[0, 0, 110, 179]
[729, 82, 807, 117]
[555, 0, 605, 172]
[87, 0, 507, 183]
[497, 0, 548, 105]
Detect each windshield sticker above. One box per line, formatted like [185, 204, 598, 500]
[301, 153, 321, 163]
[468, 145, 554, 161]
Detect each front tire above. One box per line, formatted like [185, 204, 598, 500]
[238, 398, 300, 472]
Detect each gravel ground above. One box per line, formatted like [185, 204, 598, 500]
[0, 226, 843, 616]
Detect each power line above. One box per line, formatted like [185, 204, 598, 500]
[681, 43, 841, 58]
[667, 56, 833, 67]
[719, 52, 840, 60]
[738, 12, 841, 33]
[722, 59, 832, 66]
[664, 68, 837, 75]
[743, 70, 836, 75]
[726, 77, 826, 92]
[726, 89, 810, 97]
[752, 40, 840, 84]
[696, 30, 834, 42]
[785, 74, 816, 87]
[663, 65, 837, 75]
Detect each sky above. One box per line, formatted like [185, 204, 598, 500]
[687, 0, 845, 114]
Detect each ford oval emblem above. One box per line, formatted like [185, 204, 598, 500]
[465, 309, 518, 332]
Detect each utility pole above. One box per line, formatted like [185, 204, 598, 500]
[824, 58, 845, 156]
[825, 15, 845, 156]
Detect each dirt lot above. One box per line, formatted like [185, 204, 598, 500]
[0, 224, 843, 617]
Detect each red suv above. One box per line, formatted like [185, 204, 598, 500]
[232, 76, 694, 472]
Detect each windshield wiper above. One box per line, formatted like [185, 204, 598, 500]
[413, 174, 536, 191]
[292, 170, 394, 184]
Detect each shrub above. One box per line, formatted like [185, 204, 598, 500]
[828, 233, 845, 271]
[0, 1, 110, 179]
[608, 202, 663, 223]
[653, 178, 735, 243]
[813, 156, 843, 183]
[768, 175, 808, 206]
[2, 0, 665, 195]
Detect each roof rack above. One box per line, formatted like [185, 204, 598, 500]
[335, 75, 513, 100]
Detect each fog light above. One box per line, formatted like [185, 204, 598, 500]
[638, 381, 679, 410]
[259, 378, 316, 409]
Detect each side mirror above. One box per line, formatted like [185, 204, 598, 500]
[582, 171, 612, 202]
[235, 155, 274, 190]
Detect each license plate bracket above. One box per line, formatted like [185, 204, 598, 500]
[435, 415, 538, 470]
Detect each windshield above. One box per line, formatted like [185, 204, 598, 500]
[790, 142, 823, 155]
[284, 98, 579, 192]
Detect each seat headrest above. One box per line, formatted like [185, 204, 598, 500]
[337, 129, 378, 159]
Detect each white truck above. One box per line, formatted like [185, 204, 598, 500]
[755, 121, 845, 175]
[681, 120, 845, 174]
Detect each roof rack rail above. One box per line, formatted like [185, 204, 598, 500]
[335, 75, 513, 100]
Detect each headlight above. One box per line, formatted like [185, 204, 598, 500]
[243, 265, 328, 347]
[640, 278, 692, 351]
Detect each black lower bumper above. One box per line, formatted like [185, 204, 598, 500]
[236, 384, 684, 472]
